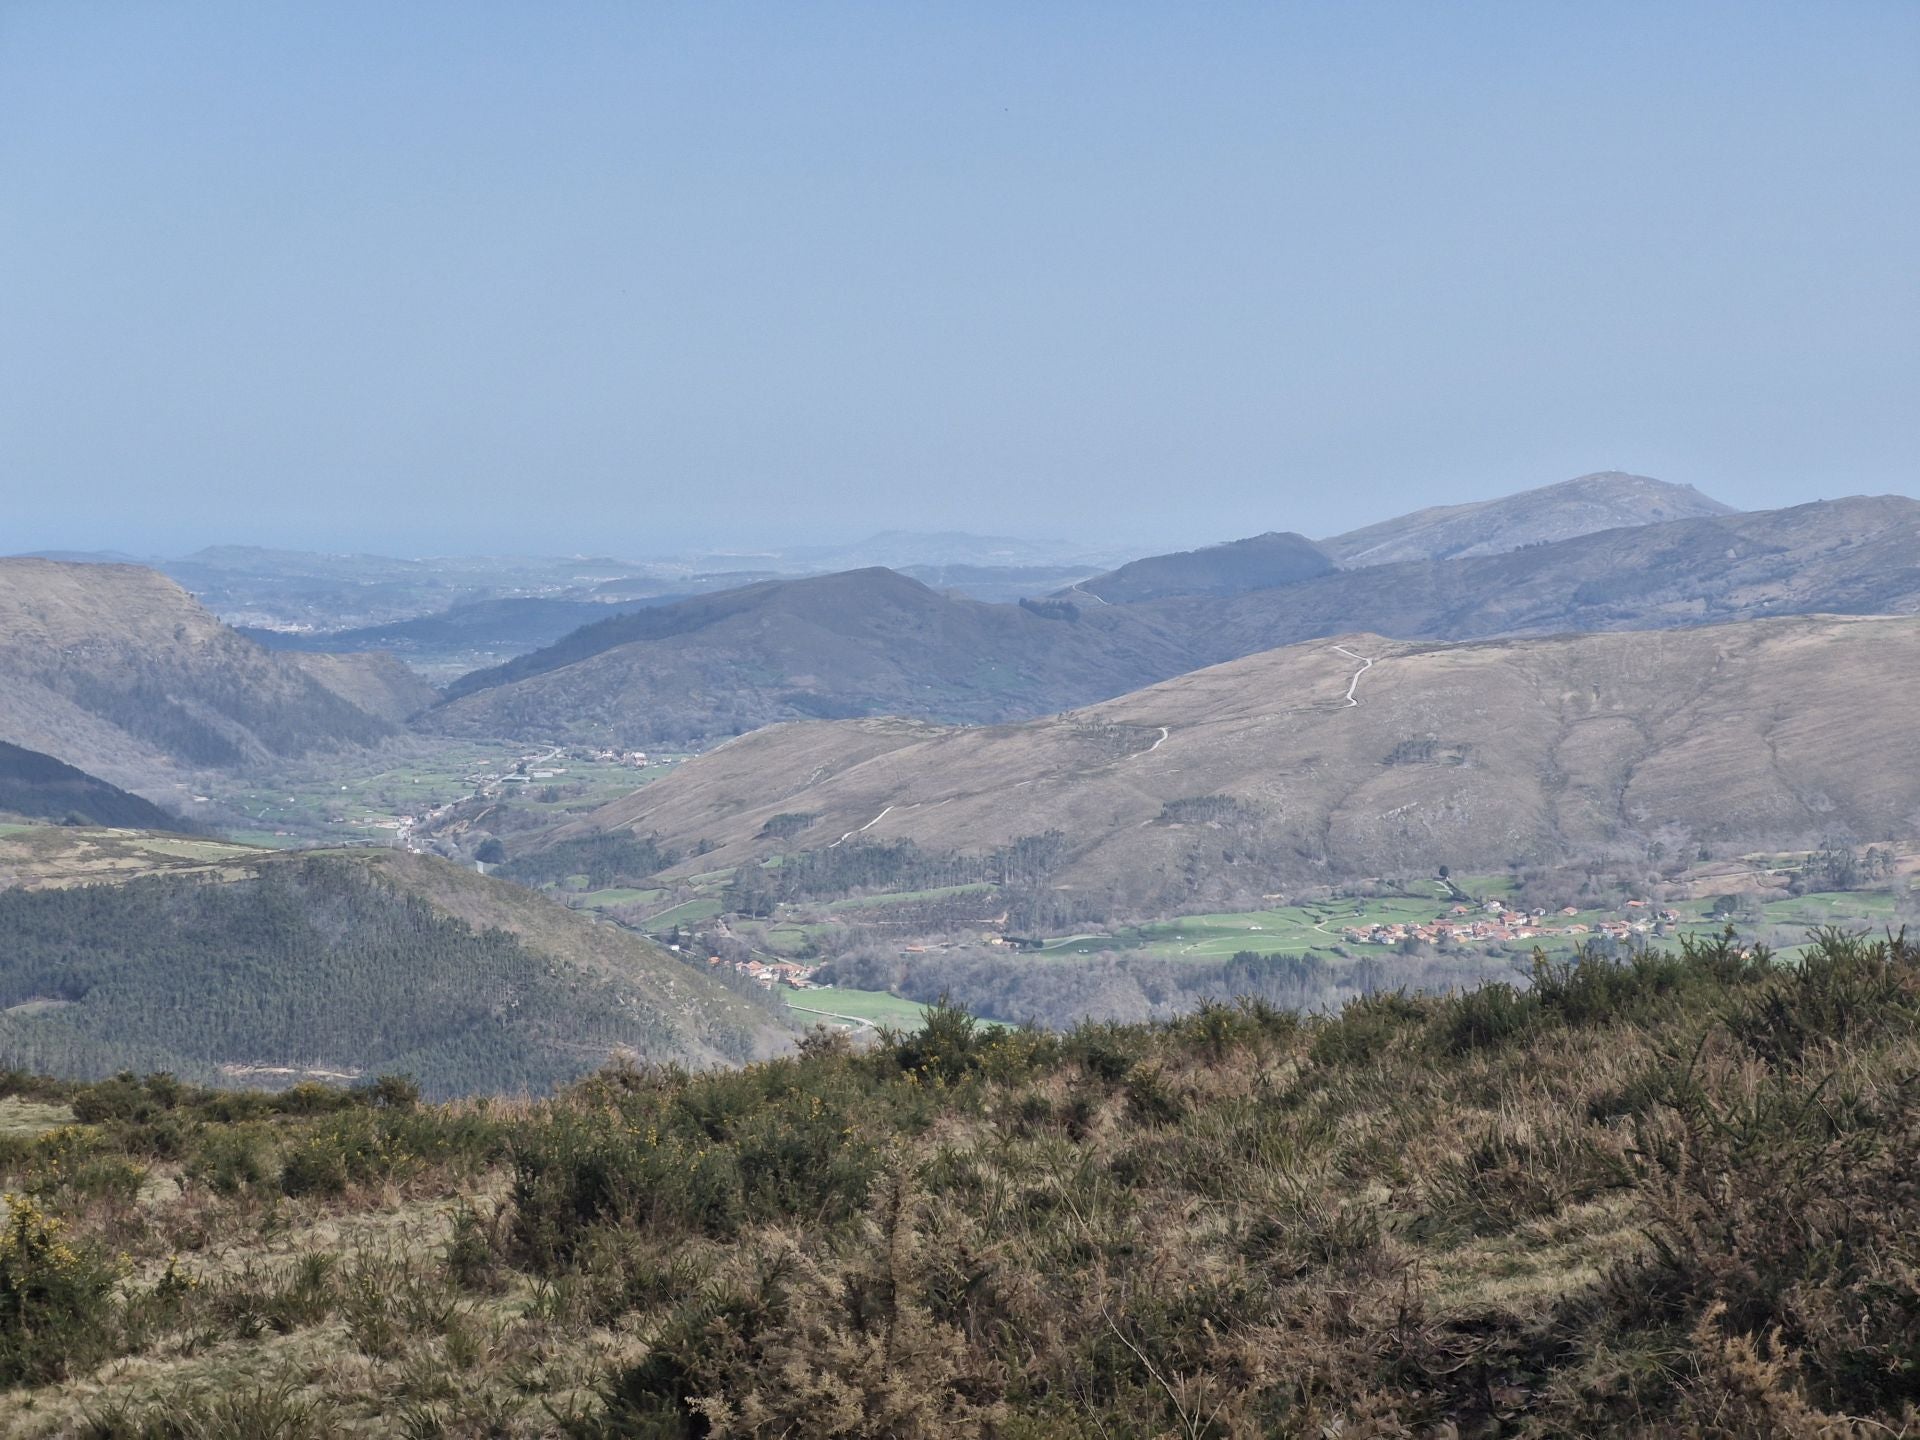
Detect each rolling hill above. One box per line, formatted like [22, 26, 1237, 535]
[0, 845, 792, 1096]
[425, 567, 1195, 745]
[1065, 530, 1334, 603]
[1318, 470, 1736, 565]
[1171, 494, 1920, 659]
[0, 743, 192, 830]
[0, 558, 400, 789]
[568, 613, 1920, 907]
[425, 495, 1920, 748]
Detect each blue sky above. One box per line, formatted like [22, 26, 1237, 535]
[3, 2, 1915, 556]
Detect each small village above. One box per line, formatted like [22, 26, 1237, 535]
[1343, 896, 1683, 947]
[713, 955, 824, 990]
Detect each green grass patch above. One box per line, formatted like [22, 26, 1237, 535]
[640, 899, 724, 931]
[787, 988, 931, 1029]
[0, 1097, 74, 1139]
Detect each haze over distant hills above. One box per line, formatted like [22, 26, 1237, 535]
[427, 491, 1920, 747]
[570, 613, 1920, 907]
[1067, 531, 1335, 603]
[242, 595, 694, 682]
[20, 532, 1117, 632]
[1318, 471, 1736, 566]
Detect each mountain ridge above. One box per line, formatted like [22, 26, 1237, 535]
[566, 612, 1920, 908]
[426, 495, 1920, 747]
[1319, 470, 1737, 566]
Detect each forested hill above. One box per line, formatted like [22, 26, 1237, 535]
[0, 850, 792, 1097]
[0, 742, 190, 830]
[1067, 530, 1335, 603]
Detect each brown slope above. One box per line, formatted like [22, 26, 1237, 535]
[572, 614, 1920, 899]
[0, 558, 396, 789]
[1318, 470, 1737, 566]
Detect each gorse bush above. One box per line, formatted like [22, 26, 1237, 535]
[6, 929, 1920, 1435]
[0, 1194, 117, 1385]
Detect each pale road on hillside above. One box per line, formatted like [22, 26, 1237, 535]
[1331, 644, 1375, 705]
[827, 804, 893, 848]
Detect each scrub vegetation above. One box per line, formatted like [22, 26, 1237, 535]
[2, 928, 1917, 1435]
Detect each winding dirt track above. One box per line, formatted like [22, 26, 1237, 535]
[1330, 644, 1375, 706]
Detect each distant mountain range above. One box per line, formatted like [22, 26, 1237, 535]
[566, 612, 1920, 905]
[1317, 471, 1736, 566]
[425, 488, 1920, 747]
[241, 595, 693, 682]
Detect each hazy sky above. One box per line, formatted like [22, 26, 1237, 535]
[3, 2, 1915, 558]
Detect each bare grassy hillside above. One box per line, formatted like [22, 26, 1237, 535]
[0, 559, 398, 788]
[573, 614, 1920, 901]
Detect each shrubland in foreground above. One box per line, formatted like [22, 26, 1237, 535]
[1, 929, 1916, 1436]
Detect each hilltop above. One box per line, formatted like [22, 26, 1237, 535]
[0, 559, 401, 788]
[571, 613, 1920, 905]
[1066, 530, 1334, 603]
[426, 567, 1192, 745]
[1175, 494, 1920, 658]
[1319, 469, 1737, 565]
[0, 844, 791, 1096]
[0, 744, 191, 831]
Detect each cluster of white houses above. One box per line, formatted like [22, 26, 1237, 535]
[713, 956, 822, 989]
[1343, 898, 1683, 948]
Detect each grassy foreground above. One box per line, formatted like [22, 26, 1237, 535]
[2, 930, 1918, 1435]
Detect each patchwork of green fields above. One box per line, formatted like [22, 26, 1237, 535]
[640, 898, 725, 931]
[1034, 887, 1901, 966]
[202, 744, 679, 845]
